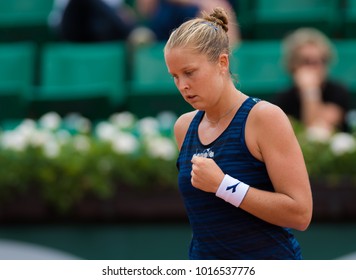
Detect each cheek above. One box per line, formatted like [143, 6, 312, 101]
[199, 68, 219, 86]
[193, 64, 223, 92]
[196, 75, 216, 93]
[199, 75, 224, 102]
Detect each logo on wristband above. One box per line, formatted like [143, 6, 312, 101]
[226, 182, 240, 193]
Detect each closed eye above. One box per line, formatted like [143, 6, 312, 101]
[171, 74, 178, 81]
[185, 70, 194, 77]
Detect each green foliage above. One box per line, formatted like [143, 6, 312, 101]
[292, 118, 356, 185]
[0, 112, 355, 213]
[0, 111, 179, 212]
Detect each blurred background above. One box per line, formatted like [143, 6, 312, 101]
[0, 0, 355, 260]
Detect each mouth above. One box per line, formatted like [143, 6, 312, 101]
[185, 94, 198, 102]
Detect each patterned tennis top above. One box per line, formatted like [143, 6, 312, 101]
[177, 97, 302, 259]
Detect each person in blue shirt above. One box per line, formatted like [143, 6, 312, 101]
[164, 7, 313, 259]
[135, 0, 240, 45]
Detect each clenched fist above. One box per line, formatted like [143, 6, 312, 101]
[191, 155, 225, 193]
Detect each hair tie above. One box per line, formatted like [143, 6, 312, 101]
[201, 21, 218, 31]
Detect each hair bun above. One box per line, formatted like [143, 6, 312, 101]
[203, 7, 229, 32]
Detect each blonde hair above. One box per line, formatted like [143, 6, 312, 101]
[282, 27, 336, 73]
[164, 7, 230, 62]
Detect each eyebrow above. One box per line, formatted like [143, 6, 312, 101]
[168, 64, 196, 75]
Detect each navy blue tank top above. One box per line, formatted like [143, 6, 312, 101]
[177, 97, 302, 259]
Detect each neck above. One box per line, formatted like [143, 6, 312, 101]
[205, 92, 241, 126]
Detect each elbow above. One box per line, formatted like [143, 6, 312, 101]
[293, 206, 313, 231]
[290, 192, 313, 231]
[295, 217, 311, 231]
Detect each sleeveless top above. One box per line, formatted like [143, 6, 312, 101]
[177, 97, 302, 260]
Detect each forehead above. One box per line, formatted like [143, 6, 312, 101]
[164, 47, 208, 71]
[165, 47, 206, 61]
[297, 43, 327, 57]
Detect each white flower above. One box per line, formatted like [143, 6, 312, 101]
[17, 119, 37, 134]
[305, 125, 331, 143]
[42, 140, 60, 158]
[14, 119, 37, 144]
[109, 111, 136, 129]
[137, 117, 160, 136]
[73, 135, 91, 152]
[0, 130, 28, 151]
[55, 129, 72, 146]
[63, 113, 91, 133]
[28, 130, 53, 147]
[145, 136, 177, 160]
[156, 111, 177, 131]
[95, 121, 117, 141]
[111, 132, 139, 154]
[38, 112, 62, 131]
[330, 132, 356, 156]
[75, 117, 91, 134]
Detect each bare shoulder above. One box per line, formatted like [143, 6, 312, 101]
[174, 110, 198, 150]
[252, 99, 300, 150]
[250, 100, 292, 129]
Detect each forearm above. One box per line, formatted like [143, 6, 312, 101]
[239, 187, 311, 231]
[215, 175, 311, 231]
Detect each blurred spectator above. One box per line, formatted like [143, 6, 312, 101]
[48, 0, 138, 42]
[273, 28, 351, 134]
[133, 0, 240, 45]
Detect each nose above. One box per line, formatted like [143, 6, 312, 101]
[176, 77, 189, 92]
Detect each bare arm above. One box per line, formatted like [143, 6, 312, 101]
[242, 102, 313, 230]
[190, 102, 313, 231]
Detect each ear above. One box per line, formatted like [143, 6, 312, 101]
[218, 53, 229, 74]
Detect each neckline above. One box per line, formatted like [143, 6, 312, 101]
[197, 97, 251, 147]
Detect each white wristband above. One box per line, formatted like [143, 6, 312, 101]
[216, 174, 250, 208]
